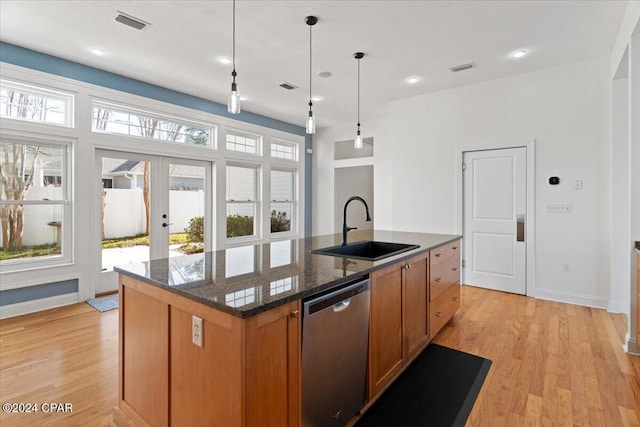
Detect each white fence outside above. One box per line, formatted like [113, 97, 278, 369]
[1, 187, 205, 247]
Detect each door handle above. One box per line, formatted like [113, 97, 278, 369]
[517, 214, 525, 242]
[162, 222, 174, 228]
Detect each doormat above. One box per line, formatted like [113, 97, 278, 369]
[355, 344, 492, 427]
[86, 294, 119, 312]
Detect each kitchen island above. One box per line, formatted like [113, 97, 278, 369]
[112, 230, 462, 427]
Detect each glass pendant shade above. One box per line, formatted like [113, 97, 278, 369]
[306, 110, 316, 134]
[228, 81, 240, 114]
[354, 130, 363, 149]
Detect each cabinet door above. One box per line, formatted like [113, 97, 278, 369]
[369, 262, 404, 398]
[245, 300, 301, 427]
[403, 253, 429, 361]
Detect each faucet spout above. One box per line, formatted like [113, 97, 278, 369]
[342, 196, 372, 246]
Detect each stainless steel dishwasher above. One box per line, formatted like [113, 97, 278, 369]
[302, 277, 371, 427]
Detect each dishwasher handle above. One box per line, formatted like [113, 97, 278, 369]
[304, 278, 370, 318]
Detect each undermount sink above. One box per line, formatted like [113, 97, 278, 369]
[311, 240, 420, 261]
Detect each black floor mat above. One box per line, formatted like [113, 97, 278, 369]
[355, 344, 492, 427]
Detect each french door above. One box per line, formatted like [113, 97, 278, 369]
[95, 150, 212, 294]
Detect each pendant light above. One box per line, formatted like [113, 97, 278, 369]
[305, 16, 318, 134]
[354, 52, 365, 149]
[227, 0, 241, 114]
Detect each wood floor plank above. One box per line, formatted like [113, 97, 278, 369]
[1, 285, 638, 426]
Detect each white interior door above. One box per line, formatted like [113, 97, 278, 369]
[95, 151, 211, 294]
[463, 147, 527, 294]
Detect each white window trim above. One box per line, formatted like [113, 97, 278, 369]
[1, 78, 75, 128]
[0, 136, 74, 274]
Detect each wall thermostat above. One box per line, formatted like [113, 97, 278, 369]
[548, 176, 560, 185]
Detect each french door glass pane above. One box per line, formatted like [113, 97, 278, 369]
[101, 156, 150, 271]
[169, 163, 205, 257]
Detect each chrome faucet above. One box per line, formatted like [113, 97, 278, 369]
[342, 196, 372, 246]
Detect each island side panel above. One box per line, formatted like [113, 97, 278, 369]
[170, 306, 243, 427]
[121, 279, 169, 427]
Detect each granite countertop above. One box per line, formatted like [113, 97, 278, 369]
[114, 230, 461, 318]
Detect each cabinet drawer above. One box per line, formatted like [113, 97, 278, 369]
[430, 240, 461, 266]
[429, 284, 460, 338]
[430, 253, 460, 301]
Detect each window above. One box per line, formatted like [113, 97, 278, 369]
[270, 169, 294, 234]
[271, 139, 298, 161]
[0, 80, 74, 127]
[226, 164, 259, 239]
[226, 130, 261, 155]
[91, 101, 213, 147]
[0, 141, 71, 269]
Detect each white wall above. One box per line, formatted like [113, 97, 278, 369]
[611, 76, 630, 315]
[314, 56, 612, 308]
[334, 166, 374, 233]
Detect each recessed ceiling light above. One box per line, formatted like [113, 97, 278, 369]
[318, 71, 332, 78]
[90, 48, 106, 56]
[217, 56, 232, 65]
[405, 76, 421, 84]
[511, 49, 528, 59]
[312, 96, 322, 102]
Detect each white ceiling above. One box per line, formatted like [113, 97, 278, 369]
[0, 1, 629, 130]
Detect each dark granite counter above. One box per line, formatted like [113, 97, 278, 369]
[114, 230, 461, 318]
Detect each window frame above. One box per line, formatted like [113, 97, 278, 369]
[0, 137, 74, 272]
[90, 100, 216, 149]
[225, 128, 263, 157]
[225, 162, 261, 243]
[0, 79, 75, 128]
[269, 167, 297, 236]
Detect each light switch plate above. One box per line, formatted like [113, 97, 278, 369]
[192, 315, 203, 348]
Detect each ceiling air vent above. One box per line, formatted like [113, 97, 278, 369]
[450, 62, 476, 73]
[115, 12, 149, 31]
[279, 82, 298, 90]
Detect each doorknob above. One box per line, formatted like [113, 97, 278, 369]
[162, 222, 174, 228]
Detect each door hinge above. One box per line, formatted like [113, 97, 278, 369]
[462, 260, 466, 268]
[462, 163, 467, 171]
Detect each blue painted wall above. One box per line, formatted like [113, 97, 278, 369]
[0, 41, 312, 237]
[0, 279, 78, 306]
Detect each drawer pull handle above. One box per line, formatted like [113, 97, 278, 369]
[452, 267, 458, 271]
[435, 253, 442, 257]
[408, 264, 412, 269]
[434, 278, 442, 282]
[452, 246, 458, 250]
[435, 311, 443, 317]
[453, 297, 459, 301]
[290, 310, 299, 318]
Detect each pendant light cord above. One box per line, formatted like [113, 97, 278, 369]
[357, 57, 360, 127]
[309, 24, 312, 109]
[232, 0, 236, 81]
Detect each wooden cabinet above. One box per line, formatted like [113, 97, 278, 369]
[403, 252, 430, 361]
[116, 275, 300, 427]
[368, 251, 430, 399]
[429, 240, 461, 338]
[369, 262, 404, 398]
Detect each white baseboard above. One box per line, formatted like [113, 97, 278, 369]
[627, 334, 640, 356]
[607, 299, 630, 314]
[0, 293, 79, 319]
[534, 288, 608, 310]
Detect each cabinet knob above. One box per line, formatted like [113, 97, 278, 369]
[435, 311, 443, 317]
[453, 296, 459, 301]
[435, 253, 442, 258]
[290, 310, 299, 318]
[452, 246, 458, 250]
[434, 278, 442, 282]
[452, 267, 458, 272]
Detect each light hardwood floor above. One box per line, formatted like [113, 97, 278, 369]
[0, 286, 638, 426]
